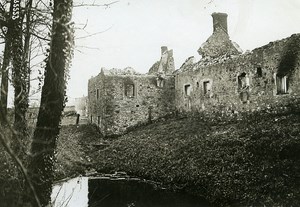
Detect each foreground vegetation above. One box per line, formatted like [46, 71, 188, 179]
[1, 102, 299, 206]
[54, 105, 300, 206]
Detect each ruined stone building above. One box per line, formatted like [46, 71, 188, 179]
[176, 13, 300, 113]
[88, 12, 300, 135]
[88, 48, 175, 136]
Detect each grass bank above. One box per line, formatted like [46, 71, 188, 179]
[1, 104, 299, 206]
[56, 106, 300, 206]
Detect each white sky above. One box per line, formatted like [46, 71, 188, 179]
[67, 0, 300, 101]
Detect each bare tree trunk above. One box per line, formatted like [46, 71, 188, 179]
[23, 0, 33, 94]
[0, 37, 11, 125]
[26, 0, 74, 205]
[0, 1, 13, 126]
[11, 0, 29, 152]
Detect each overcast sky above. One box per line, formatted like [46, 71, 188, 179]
[67, 0, 300, 102]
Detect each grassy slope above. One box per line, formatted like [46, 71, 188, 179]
[56, 110, 300, 206]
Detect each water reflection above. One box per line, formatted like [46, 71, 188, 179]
[51, 176, 210, 207]
[51, 177, 88, 207]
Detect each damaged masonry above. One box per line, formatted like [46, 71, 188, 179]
[88, 12, 300, 136]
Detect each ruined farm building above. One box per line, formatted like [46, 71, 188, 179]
[88, 47, 175, 136]
[88, 12, 300, 136]
[176, 13, 300, 113]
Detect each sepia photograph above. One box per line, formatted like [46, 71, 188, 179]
[0, 0, 300, 206]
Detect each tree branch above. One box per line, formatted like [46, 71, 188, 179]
[73, 1, 119, 8]
[75, 26, 112, 40]
[30, 31, 50, 41]
[0, 126, 41, 207]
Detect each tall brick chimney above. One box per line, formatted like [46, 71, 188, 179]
[211, 12, 228, 34]
[161, 46, 168, 55]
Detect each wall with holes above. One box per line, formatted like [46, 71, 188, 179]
[88, 34, 300, 135]
[88, 69, 175, 136]
[175, 34, 300, 113]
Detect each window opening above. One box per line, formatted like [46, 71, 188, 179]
[256, 67, 262, 77]
[184, 84, 191, 96]
[238, 72, 250, 103]
[125, 84, 135, 97]
[157, 78, 165, 87]
[276, 75, 288, 94]
[97, 116, 101, 125]
[203, 81, 211, 94]
[96, 89, 99, 100]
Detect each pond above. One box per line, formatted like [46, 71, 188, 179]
[51, 174, 210, 207]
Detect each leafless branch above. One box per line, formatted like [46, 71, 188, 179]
[75, 26, 112, 40]
[74, 48, 84, 54]
[30, 31, 50, 41]
[76, 45, 101, 50]
[73, 0, 119, 8]
[0, 126, 41, 207]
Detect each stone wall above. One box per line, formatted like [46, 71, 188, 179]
[175, 34, 300, 113]
[149, 46, 175, 75]
[88, 12, 300, 136]
[88, 68, 175, 136]
[198, 13, 242, 59]
[88, 69, 106, 133]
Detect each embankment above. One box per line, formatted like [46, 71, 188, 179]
[56, 106, 300, 206]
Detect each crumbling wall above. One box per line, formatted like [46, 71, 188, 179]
[88, 69, 175, 136]
[88, 72, 106, 132]
[176, 34, 300, 114]
[149, 46, 175, 75]
[88, 12, 300, 135]
[198, 13, 242, 59]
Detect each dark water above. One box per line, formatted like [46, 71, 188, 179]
[88, 177, 210, 207]
[52, 176, 210, 207]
